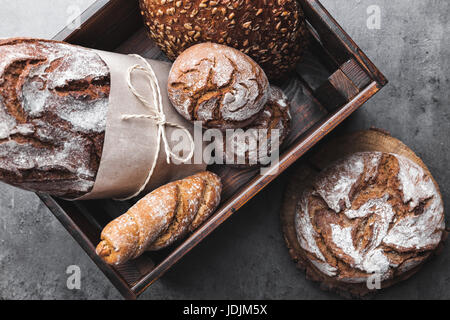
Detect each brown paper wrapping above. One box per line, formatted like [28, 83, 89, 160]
[76, 50, 206, 200]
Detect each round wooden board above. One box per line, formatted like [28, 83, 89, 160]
[281, 129, 447, 298]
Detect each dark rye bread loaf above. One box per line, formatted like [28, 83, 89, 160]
[0, 38, 110, 198]
[295, 152, 445, 292]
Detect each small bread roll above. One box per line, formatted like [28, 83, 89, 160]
[219, 86, 291, 167]
[168, 42, 269, 130]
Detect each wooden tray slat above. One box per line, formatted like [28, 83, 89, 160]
[301, 0, 387, 86]
[340, 59, 372, 90]
[54, 0, 142, 50]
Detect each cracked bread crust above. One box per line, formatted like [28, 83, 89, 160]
[295, 152, 445, 292]
[0, 38, 110, 198]
[220, 86, 291, 167]
[167, 42, 269, 129]
[96, 171, 222, 265]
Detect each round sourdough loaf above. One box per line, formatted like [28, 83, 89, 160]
[0, 38, 110, 198]
[168, 42, 269, 129]
[295, 151, 445, 289]
[139, 0, 309, 79]
[219, 86, 291, 166]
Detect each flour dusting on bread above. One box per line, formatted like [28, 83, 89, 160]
[0, 39, 110, 198]
[168, 42, 269, 129]
[96, 172, 222, 265]
[295, 152, 445, 284]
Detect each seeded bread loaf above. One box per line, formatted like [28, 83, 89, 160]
[0, 38, 110, 198]
[295, 152, 445, 290]
[168, 42, 269, 129]
[139, 0, 309, 79]
[220, 86, 291, 166]
[96, 171, 222, 265]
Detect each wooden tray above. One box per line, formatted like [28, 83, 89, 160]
[37, 0, 387, 299]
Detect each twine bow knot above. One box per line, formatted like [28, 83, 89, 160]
[117, 54, 194, 200]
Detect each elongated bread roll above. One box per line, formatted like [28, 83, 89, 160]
[96, 171, 222, 265]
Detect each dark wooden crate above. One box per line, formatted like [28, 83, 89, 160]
[37, 0, 387, 299]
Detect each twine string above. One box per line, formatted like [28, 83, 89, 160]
[115, 54, 194, 200]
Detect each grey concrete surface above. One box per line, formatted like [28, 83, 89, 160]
[0, 0, 449, 300]
[0, 0, 96, 39]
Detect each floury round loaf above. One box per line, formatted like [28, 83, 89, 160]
[139, 0, 309, 79]
[167, 42, 270, 129]
[295, 151, 445, 290]
[0, 38, 110, 198]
